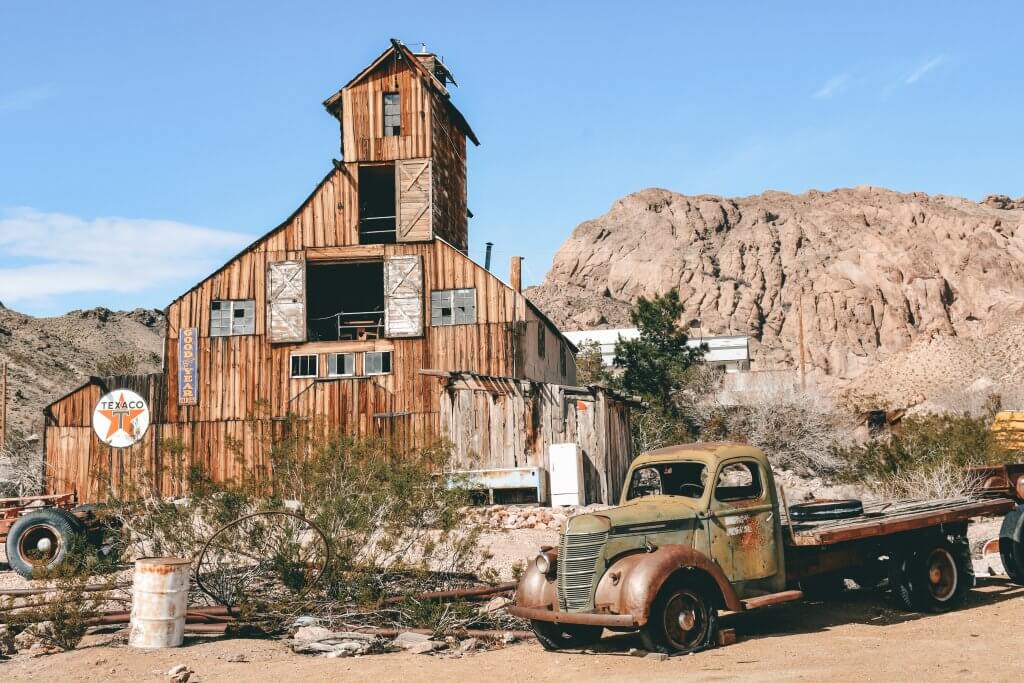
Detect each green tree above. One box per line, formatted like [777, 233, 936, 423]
[613, 289, 703, 408]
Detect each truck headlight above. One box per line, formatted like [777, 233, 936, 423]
[535, 552, 553, 575]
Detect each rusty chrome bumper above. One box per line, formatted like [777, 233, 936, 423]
[508, 605, 638, 628]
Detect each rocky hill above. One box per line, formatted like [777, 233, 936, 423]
[0, 304, 165, 438]
[527, 187, 1024, 409]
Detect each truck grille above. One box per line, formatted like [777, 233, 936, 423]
[558, 530, 607, 611]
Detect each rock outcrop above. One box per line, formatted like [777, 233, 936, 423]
[527, 186, 1024, 405]
[0, 304, 165, 437]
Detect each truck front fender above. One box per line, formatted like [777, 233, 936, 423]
[595, 545, 742, 624]
[513, 551, 558, 610]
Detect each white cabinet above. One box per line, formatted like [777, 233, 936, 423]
[549, 443, 584, 506]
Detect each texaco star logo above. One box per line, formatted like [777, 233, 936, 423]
[92, 389, 150, 448]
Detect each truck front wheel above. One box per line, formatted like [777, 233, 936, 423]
[895, 541, 970, 612]
[530, 621, 603, 651]
[640, 584, 719, 654]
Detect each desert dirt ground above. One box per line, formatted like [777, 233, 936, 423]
[3, 522, 1023, 682]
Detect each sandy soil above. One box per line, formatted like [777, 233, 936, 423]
[3, 577, 1024, 682]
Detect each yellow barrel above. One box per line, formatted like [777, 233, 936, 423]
[128, 557, 191, 648]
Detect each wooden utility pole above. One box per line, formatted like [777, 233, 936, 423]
[797, 294, 807, 391]
[0, 362, 7, 448]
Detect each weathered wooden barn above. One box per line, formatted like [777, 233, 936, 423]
[42, 40, 637, 504]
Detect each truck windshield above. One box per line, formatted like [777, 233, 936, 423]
[627, 462, 708, 500]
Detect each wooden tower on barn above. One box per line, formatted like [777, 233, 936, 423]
[42, 41, 638, 505]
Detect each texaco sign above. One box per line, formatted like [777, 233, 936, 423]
[92, 390, 150, 448]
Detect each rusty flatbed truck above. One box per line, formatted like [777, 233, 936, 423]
[511, 442, 1023, 654]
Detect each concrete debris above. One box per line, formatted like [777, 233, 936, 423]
[478, 595, 511, 615]
[391, 631, 432, 649]
[291, 626, 381, 657]
[458, 637, 480, 652]
[646, 652, 669, 661]
[500, 632, 518, 645]
[166, 664, 193, 682]
[464, 504, 609, 531]
[628, 648, 648, 657]
[409, 640, 447, 655]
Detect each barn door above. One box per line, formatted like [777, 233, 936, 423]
[267, 260, 306, 343]
[384, 255, 423, 337]
[395, 158, 432, 242]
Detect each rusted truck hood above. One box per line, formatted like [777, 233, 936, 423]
[566, 497, 700, 536]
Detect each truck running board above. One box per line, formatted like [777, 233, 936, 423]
[741, 589, 804, 611]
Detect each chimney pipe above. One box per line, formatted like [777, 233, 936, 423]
[510, 256, 522, 293]
[484, 242, 494, 271]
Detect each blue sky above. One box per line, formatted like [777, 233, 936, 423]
[1, 1, 1021, 315]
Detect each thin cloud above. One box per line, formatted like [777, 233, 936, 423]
[0, 208, 250, 305]
[0, 84, 57, 112]
[814, 73, 850, 99]
[904, 56, 946, 85]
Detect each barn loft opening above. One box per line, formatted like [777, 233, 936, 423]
[306, 261, 384, 341]
[358, 164, 396, 244]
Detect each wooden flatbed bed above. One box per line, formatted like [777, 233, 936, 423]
[783, 496, 1015, 547]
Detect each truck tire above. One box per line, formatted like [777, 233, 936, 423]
[788, 499, 864, 522]
[5, 508, 85, 579]
[895, 539, 970, 613]
[640, 584, 719, 655]
[998, 506, 1024, 584]
[529, 621, 603, 651]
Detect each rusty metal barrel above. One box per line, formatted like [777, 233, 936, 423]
[128, 557, 191, 648]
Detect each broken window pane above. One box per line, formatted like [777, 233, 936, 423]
[211, 299, 255, 337]
[430, 288, 476, 326]
[383, 92, 401, 137]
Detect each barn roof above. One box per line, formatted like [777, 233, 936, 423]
[322, 39, 480, 146]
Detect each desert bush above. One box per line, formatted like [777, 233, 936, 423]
[574, 340, 608, 386]
[105, 420, 490, 632]
[693, 385, 848, 476]
[835, 412, 1021, 497]
[2, 542, 119, 651]
[95, 352, 139, 377]
[0, 430, 44, 497]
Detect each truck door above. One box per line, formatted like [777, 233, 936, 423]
[706, 459, 778, 582]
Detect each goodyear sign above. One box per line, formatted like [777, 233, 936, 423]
[178, 327, 199, 405]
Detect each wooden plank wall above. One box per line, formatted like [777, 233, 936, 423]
[430, 90, 468, 251]
[439, 383, 635, 505]
[341, 50, 432, 162]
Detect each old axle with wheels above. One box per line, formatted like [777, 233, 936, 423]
[1, 493, 104, 579]
[511, 442, 1023, 655]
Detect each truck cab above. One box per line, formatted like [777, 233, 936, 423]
[511, 441, 1004, 654]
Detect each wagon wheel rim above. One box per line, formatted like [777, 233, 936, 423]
[195, 511, 331, 607]
[925, 548, 958, 602]
[17, 523, 62, 567]
[662, 588, 709, 651]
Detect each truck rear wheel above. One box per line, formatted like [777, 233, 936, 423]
[895, 540, 970, 613]
[529, 621, 603, 651]
[640, 584, 719, 655]
[998, 506, 1024, 584]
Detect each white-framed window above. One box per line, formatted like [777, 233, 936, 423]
[430, 288, 476, 326]
[327, 352, 355, 377]
[210, 299, 255, 337]
[383, 92, 401, 136]
[365, 351, 392, 375]
[290, 354, 318, 378]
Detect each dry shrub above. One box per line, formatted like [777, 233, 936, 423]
[835, 412, 1023, 497]
[2, 544, 119, 651]
[697, 384, 848, 476]
[877, 462, 984, 500]
[0, 430, 44, 497]
[105, 417, 491, 632]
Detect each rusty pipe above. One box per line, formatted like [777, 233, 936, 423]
[382, 582, 517, 605]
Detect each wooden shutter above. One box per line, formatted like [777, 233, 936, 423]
[267, 260, 306, 343]
[395, 158, 432, 242]
[384, 255, 423, 338]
